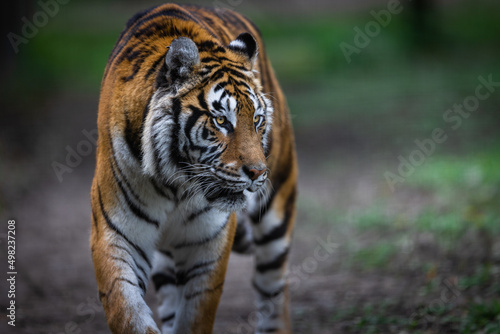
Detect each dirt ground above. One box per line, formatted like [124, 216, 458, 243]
[0, 90, 490, 334]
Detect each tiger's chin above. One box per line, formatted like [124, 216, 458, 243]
[206, 188, 248, 212]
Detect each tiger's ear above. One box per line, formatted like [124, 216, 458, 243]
[165, 37, 200, 80]
[228, 32, 258, 68]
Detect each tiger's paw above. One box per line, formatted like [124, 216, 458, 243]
[131, 308, 161, 334]
[107, 303, 160, 334]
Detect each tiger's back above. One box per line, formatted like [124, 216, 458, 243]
[91, 4, 297, 333]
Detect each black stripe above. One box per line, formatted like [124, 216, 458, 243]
[132, 22, 194, 48]
[159, 249, 173, 258]
[186, 206, 211, 223]
[121, 49, 151, 82]
[91, 208, 99, 235]
[110, 162, 160, 228]
[249, 192, 269, 223]
[208, 55, 250, 68]
[145, 52, 166, 80]
[197, 91, 209, 111]
[253, 219, 288, 245]
[137, 276, 146, 294]
[211, 100, 223, 113]
[107, 277, 138, 298]
[111, 256, 147, 294]
[155, 60, 169, 88]
[168, 98, 185, 169]
[176, 256, 221, 285]
[152, 273, 177, 290]
[200, 56, 221, 64]
[225, 61, 250, 72]
[177, 268, 211, 286]
[252, 280, 284, 299]
[110, 143, 145, 205]
[124, 111, 143, 163]
[233, 220, 247, 245]
[150, 178, 175, 200]
[185, 281, 224, 300]
[107, 7, 199, 73]
[197, 40, 225, 53]
[253, 188, 296, 245]
[199, 12, 231, 43]
[97, 186, 152, 268]
[125, 99, 150, 165]
[98, 290, 106, 302]
[256, 248, 289, 273]
[174, 217, 229, 249]
[217, 9, 247, 30]
[161, 313, 176, 323]
[210, 66, 247, 82]
[185, 256, 220, 275]
[185, 105, 212, 151]
[151, 125, 165, 178]
[111, 243, 149, 285]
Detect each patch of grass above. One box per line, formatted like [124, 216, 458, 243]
[459, 264, 495, 290]
[332, 299, 500, 333]
[331, 301, 417, 333]
[460, 301, 500, 333]
[403, 149, 500, 245]
[352, 243, 397, 270]
[414, 210, 466, 248]
[408, 150, 500, 191]
[353, 205, 392, 230]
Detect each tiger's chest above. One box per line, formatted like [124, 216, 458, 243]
[141, 184, 239, 250]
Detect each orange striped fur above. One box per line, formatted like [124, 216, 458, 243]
[91, 4, 297, 333]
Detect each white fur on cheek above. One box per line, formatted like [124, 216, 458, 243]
[142, 89, 174, 179]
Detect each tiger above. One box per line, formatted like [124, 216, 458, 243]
[90, 3, 298, 334]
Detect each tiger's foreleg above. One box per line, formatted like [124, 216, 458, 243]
[156, 213, 237, 334]
[91, 184, 160, 334]
[151, 250, 179, 334]
[251, 180, 297, 334]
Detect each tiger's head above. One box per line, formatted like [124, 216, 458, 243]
[143, 33, 273, 211]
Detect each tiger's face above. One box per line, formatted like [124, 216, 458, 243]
[143, 33, 273, 210]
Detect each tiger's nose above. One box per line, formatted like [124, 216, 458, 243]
[243, 165, 267, 181]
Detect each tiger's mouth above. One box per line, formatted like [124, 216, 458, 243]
[206, 188, 245, 202]
[203, 185, 247, 210]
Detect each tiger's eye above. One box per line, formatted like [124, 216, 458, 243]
[216, 116, 225, 125]
[254, 115, 261, 124]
